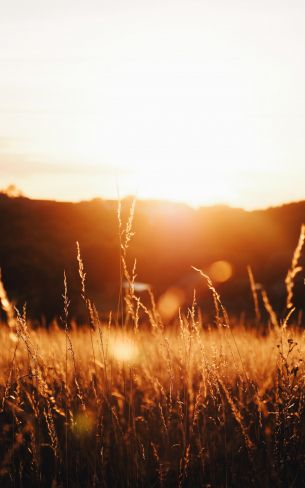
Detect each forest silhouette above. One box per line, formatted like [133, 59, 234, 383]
[0, 192, 304, 323]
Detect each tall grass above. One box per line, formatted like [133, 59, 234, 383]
[0, 208, 305, 487]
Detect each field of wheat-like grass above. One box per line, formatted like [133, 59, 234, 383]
[1, 311, 305, 487]
[1, 208, 305, 487]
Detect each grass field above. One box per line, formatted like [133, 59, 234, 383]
[1, 309, 305, 487]
[1, 210, 305, 487]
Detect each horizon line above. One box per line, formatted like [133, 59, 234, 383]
[1, 188, 304, 214]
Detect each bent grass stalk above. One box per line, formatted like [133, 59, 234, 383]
[285, 224, 305, 310]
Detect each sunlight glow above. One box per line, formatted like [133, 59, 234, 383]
[110, 337, 139, 363]
[74, 411, 94, 438]
[208, 261, 233, 283]
[158, 287, 185, 321]
[1, 1, 305, 208]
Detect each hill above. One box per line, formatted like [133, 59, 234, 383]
[0, 193, 305, 322]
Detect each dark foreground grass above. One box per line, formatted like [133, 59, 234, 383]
[0, 318, 305, 487]
[1, 212, 305, 487]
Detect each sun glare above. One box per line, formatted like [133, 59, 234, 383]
[1, 0, 305, 209]
[110, 336, 139, 363]
[157, 287, 185, 321]
[208, 260, 233, 283]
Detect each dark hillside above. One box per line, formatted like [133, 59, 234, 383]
[0, 193, 304, 322]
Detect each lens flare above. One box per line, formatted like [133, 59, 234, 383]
[74, 411, 94, 438]
[157, 287, 185, 321]
[110, 337, 139, 363]
[208, 260, 233, 283]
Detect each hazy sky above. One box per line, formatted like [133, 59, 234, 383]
[1, 0, 305, 209]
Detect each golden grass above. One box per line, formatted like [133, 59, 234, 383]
[1, 312, 305, 486]
[285, 224, 305, 310]
[0, 207, 305, 486]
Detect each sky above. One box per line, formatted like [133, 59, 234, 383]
[0, 0, 305, 209]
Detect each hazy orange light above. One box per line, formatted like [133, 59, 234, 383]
[110, 337, 139, 363]
[208, 260, 233, 283]
[157, 287, 185, 321]
[9, 332, 18, 343]
[1, 298, 9, 310]
[74, 411, 94, 438]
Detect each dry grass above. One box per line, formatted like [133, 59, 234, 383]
[1, 316, 305, 487]
[0, 207, 305, 487]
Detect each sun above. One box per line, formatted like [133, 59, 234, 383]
[127, 165, 238, 207]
